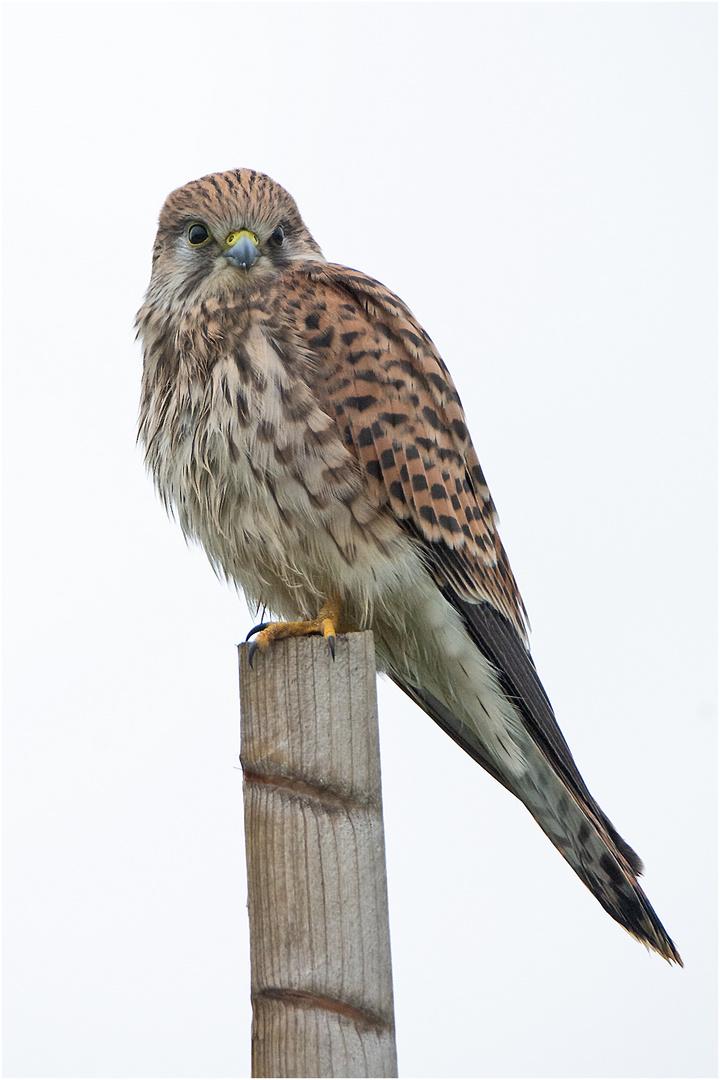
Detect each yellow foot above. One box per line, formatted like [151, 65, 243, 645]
[246, 597, 343, 667]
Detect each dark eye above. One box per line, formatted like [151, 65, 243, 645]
[187, 223, 210, 247]
[269, 225, 285, 247]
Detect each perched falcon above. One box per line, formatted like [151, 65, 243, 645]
[137, 168, 681, 964]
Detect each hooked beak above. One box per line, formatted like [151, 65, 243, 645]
[223, 229, 259, 270]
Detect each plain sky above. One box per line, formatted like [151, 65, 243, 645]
[3, 2, 717, 1078]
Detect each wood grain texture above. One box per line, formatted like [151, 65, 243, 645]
[238, 632, 397, 1078]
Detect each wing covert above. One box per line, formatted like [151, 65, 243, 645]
[282, 260, 529, 639]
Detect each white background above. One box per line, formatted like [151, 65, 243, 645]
[3, 3, 716, 1077]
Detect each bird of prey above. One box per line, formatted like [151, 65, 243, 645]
[137, 168, 680, 964]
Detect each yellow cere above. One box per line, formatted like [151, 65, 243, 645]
[225, 229, 259, 249]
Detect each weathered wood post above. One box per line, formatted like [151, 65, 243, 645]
[238, 631, 397, 1079]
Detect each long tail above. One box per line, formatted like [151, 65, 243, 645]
[394, 676, 682, 966]
[506, 720, 682, 964]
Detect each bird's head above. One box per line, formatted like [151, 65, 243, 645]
[144, 168, 324, 309]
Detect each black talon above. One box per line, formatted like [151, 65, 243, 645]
[248, 640, 259, 668]
[327, 634, 336, 661]
[246, 621, 271, 641]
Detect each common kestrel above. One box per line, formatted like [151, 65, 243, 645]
[137, 169, 680, 964]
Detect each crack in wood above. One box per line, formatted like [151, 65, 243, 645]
[253, 987, 395, 1034]
[243, 767, 381, 814]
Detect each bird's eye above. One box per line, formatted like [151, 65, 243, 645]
[187, 223, 210, 247]
[269, 225, 285, 247]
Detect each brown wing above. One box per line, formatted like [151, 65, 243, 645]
[277, 259, 529, 641]
[280, 258, 642, 860]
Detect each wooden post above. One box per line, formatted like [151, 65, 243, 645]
[238, 631, 398, 1079]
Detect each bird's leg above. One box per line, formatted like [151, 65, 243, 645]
[246, 596, 344, 666]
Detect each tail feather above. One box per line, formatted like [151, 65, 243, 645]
[511, 725, 682, 964]
[393, 676, 682, 965]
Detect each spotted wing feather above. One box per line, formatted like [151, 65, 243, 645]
[278, 260, 528, 638]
